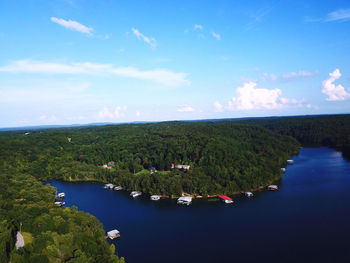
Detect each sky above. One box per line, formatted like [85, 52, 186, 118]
[0, 0, 350, 128]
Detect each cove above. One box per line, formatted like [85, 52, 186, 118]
[47, 148, 350, 263]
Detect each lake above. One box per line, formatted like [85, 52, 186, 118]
[47, 148, 350, 263]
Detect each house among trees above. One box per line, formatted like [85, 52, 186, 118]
[175, 164, 190, 170]
[102, 161, 115, 169]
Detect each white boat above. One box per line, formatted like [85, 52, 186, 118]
[287, 160, 294, 164]
[177, 196, 192, 205]
[104, 184, 114, 189]
[114, 186, 122, 191]
[54, 201, 65, 206]
[107, 229, 120, 239]
[57, 192, 65, 198]
[150, 195, 160, 201]
[130, 191, 142, 198]
[267, 185, 278, 191]
[281, 168, 286, 172]
[245, 192, 253, 197]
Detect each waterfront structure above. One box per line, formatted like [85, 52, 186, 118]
[107, 229, 120, 239]
[245, 192, 253, 197]
[130, 191, 142, 198]
[150, 195, 160, 201]
[267, 185, 278, 191]
[218, 195, 233, 203]
[177, 196, 192, 205]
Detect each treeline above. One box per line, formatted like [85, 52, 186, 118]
[0, 122, 299, 197]
[0, 167, 124, 263]
[237, 114, 350, 158]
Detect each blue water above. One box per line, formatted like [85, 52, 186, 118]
[47, 148, 350, 263]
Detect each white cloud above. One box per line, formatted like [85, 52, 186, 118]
[112, 67, 189, 86]
[131, 28, 157, 48]
[228, 82, 282, 110]
[136, 111, 140, 117]
[326, 9, 350, 22]
[50, 17, 93, 35]
[282, 71, 313, 80]
[98, 106, 127, 119]
[0, 60, 190, 87]
[322, 69, 350, 101]
[177, 106, 195, 112]
[214, 101, 223, 112]
[212, 32, 221, 40]
[194, 24, 204, 31]
[261, 73, 278, 82]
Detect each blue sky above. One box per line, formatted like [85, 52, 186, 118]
[0, 0, 350, 127]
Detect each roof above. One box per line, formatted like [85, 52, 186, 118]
[107, 230, 120, 236]
[218, 195, 232, 200]
[178, 196, 192, 202]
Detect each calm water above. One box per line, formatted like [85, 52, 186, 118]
[47, 148, 350, 263]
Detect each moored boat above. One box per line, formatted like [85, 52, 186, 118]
[104, 183, 114, 189]
[57, 192, 65, 198]
[267, 185, 278, 191]
[114, 186, 122, 190]
[281, 168, 286, 172]
[130, 191, 142, 198]
[150, 195, 160, 201]
[54, 201, 65, 206]
[245, 192, 253, 197]
[287, 160, 294, 164]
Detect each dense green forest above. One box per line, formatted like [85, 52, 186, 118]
[0, 167, 124, 263]
[238, 114, 350, 158]
[2, 114, 350, 262]
[0, 122, 299, 196]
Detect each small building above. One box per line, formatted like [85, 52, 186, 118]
[267, 185, 278, 191]
[218, 195, 233, 204]
[245, 192, 253, 197]
[177, 196, 192, 205]
[107, 162, 115, 168]
[107, 229, 120, 239]
[171, 163, 175, 169]
[175, 164, 190, 170]
[67, 137, 72, 142]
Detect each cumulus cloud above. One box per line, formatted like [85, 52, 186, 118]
[50, 17, 93, 35]
[0, 60, 190, 87]
[212, 32, 221, 40]
[228, 82, 282, 110]
[177, 106, 195, 112]
[322, 69, 350, 101]
[98, 106, 127, 119]
[131, 28, 157, 48]
[194, 24, 203, 31]
[214, 101, 223, 112]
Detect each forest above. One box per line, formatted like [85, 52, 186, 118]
[1, 114, 350, 262]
